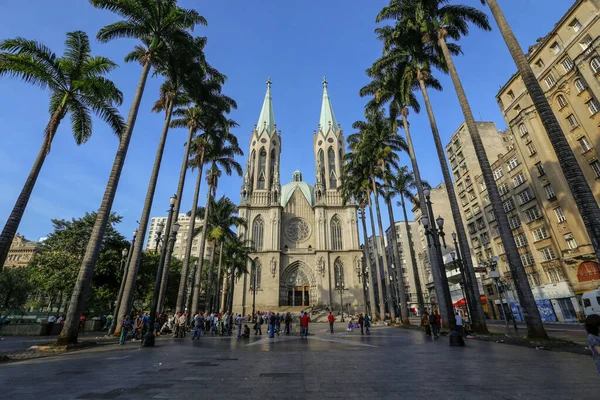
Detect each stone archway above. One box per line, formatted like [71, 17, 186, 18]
[280, 261, 317, 307]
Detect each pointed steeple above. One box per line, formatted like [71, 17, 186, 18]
[256, 77, 275, 135]
[319, 77, 339, 135]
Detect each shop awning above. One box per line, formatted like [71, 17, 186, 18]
[453, 295, 487, 307]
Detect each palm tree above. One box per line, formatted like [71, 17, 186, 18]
[221, 237, 252, 314]
[0, 31, 124, 272]
[383, 0, 547, 338]
[373, 21, 487, 333]
[359, 63, 450, 325]
[190, 131, 243, 316]
[481, 0, 600, 260]
[390, 166, 426, 315]
[57, 0, 206, 345]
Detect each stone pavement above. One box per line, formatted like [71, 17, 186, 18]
[1, 323, 598, 399]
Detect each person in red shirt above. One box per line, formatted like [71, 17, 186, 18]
[327, 312, 335, 334]
[300, 311, 310, 339]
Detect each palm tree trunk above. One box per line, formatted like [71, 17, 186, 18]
[57, 61, 152, 345]
[417, 76, 488, 334]
[117, 98, 174, 327]
[359, 206, 376, 317]
[205, 240, 217, 314]
[438, 33, 547, 339]
[191, 185, 213, 316]
[175, 146, 204, 312]
[367, 197, 385, 321]
[214, 242, 224, 313]
[485, 0, 600, 260]
[383, 184, 409, 324]
[0, 106, 64, 272]
[370, 175, 397, 323]
[227, 268, 236, 314]
[158, 127, 194, 314]
[400, 195, 424, 315]
[400, 110, 448, 325]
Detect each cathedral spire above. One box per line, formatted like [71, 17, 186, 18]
[256, 77, 275, 135]
[319, 77, 339, 135]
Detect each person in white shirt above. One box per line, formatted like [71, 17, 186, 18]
[455, 312, 464, 336]
[46, 315, 57, 335]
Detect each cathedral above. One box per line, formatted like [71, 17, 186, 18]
[232, 79, 364, 315]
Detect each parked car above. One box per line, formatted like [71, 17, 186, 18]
[581, 287, 600, 317]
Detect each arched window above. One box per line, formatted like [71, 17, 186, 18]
[334, 258, 345, 288]
[270, 149, 276, 185]
[251, 259, 262, 289]
[331, 215, 343, 250]
[318, 149, 325, 182]
[338, 148, 343, 177]
[328, 147, 337, 189]
[250, 150, 256, 184]
[252, 215, 264, 251]
[557, 95, 568, 108]
[518, 124, 528, 136]
[591, 57, 600, 74]
[257, 148, 266, 189]
[575, 79, 586, 93]
[577, 261, 600, 282]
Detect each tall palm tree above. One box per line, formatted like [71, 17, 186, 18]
[373, 21, 487, 333]
[57, 0, 206, 344]
[385, 0, 547, 338]
[482, 0, 600, 260]
[359, 63, 450, 324]
[0, 31, 124, 272]
[221, 237, 252, 314]
[390, 166, 426, 314]
[191, 131, 243, 315]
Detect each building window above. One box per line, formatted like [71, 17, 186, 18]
[515, 233, 528, 248]
[587, 99, 600, 115]
[509, 215, 521, 230]
[251, 259, 262, 289]
[550, 42, 562, 54]
[252, 215, 264, 251]
[532, 225, 550, 242]
[580, 34, 593, 52]
[578, 136, 593, 152]
[544, 74, 556, 89]
[503, 198, 516, 213]
[564, 233, 577, 249]
[528, 273, 541, 287]
[488, 210, 496, 222]
[330, 215, 343, 250]
[526, 141, 537, 156]
[566, 114, 578, 128]
[554, 206, 566, 223]
[535, 162, 545, 176]
[525, 206, 541, 222]
[507, 156, 519, 171]
[491, 225, 500, 237]
[569, 18, 582, 33]
[476, 218, 486, 230]
[493, 167, 504, 181]
[591, 57, 600, 74]
[518, 123, 528, 136]
[328, 147, 337, 189]
[540, 247, 557, 262]
[334, 258, 345, 287]
[513, 173, 526, 187]
[544, 184, 556, 200]
[498, 183, 509, 196]
[561, 58, 574, 73]
[556, 94, 568, 108]
[575, 79, 586, 93]
[257, 148, 267, 189]
[546, 267, 564, 283]
[508, 90, 515, 100]
[497, 242, 505, 254]
[535, 59, 545, 69]
[590, 160, 600, 178]
[518, 189, 534, 204]
[577, 261, 600, 282]
[521, 252, 535, 267]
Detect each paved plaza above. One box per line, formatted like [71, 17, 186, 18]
[1, 323, 598, 399]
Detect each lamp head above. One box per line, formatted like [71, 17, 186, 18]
[233, 253, 237, 259]
[423, 188, 431, 198]
[172, 221, 180, 233]
[133, 229, 138, 238]
[169, 194, 177, 206]
[156, 221, 165, 234]
[450, 251, 456, 260]
[436, 215, 444, 229]
[122, 248, 128, 257]
[451, 232, 457, 241]
[421, 215, 429, 228]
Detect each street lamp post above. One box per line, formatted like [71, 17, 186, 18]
[422, 188, 464, 347]
[357, 252, 369, 316]
[250, 260, 257, 319]
[488, 258, 512, 335]
[109, 229, 137, 336]
[143, 195, 179, 348]
[154, 221, 165, 253]
[227, 254, 237, 315]
[451, 233, 472, 322]
[336, 281, 345, 322]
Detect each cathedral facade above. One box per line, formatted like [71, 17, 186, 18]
[232, 79, 364, 315]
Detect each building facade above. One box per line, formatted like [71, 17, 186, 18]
[232, 79, 363, 315]
[146, 214, 213, 262]
[3, 234, 40, 269]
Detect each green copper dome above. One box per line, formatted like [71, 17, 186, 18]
[281, 171, 315, 207]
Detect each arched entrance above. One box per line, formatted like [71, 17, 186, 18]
[280, 261, 316, 306]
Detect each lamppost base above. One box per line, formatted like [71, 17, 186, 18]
[142, 332, 155, 347]
[448, 330, 465, 347]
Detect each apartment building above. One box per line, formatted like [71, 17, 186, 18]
[146, 214, 213, 262]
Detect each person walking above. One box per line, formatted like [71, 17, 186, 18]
[584, 315, 600, 374]
[455, 312, 464, 336]
[275, 313, 281, 335]
[300, 311, 310, 339]
[236, 314, 243, 338]
[328, 312, 335, 334]
[284, 312, 292, 335]
[268, 312, 276, 338]
[429, 312, 439, 339]
[192, 312, 203, 340]
[421, 311, 431, 336]
[46, 314, 56, 336]
[358, 314, 365, 335]
[119, 315, 131, 345]
[364, 315, 371, 335]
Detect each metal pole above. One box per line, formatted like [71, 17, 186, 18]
[143, 196, 177, 348]
[340, 284, 345, 322]
[251, 264, 257, 319]
[109, 231, 137, 336]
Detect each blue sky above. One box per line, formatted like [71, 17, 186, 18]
[0, 0, 573, 243]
